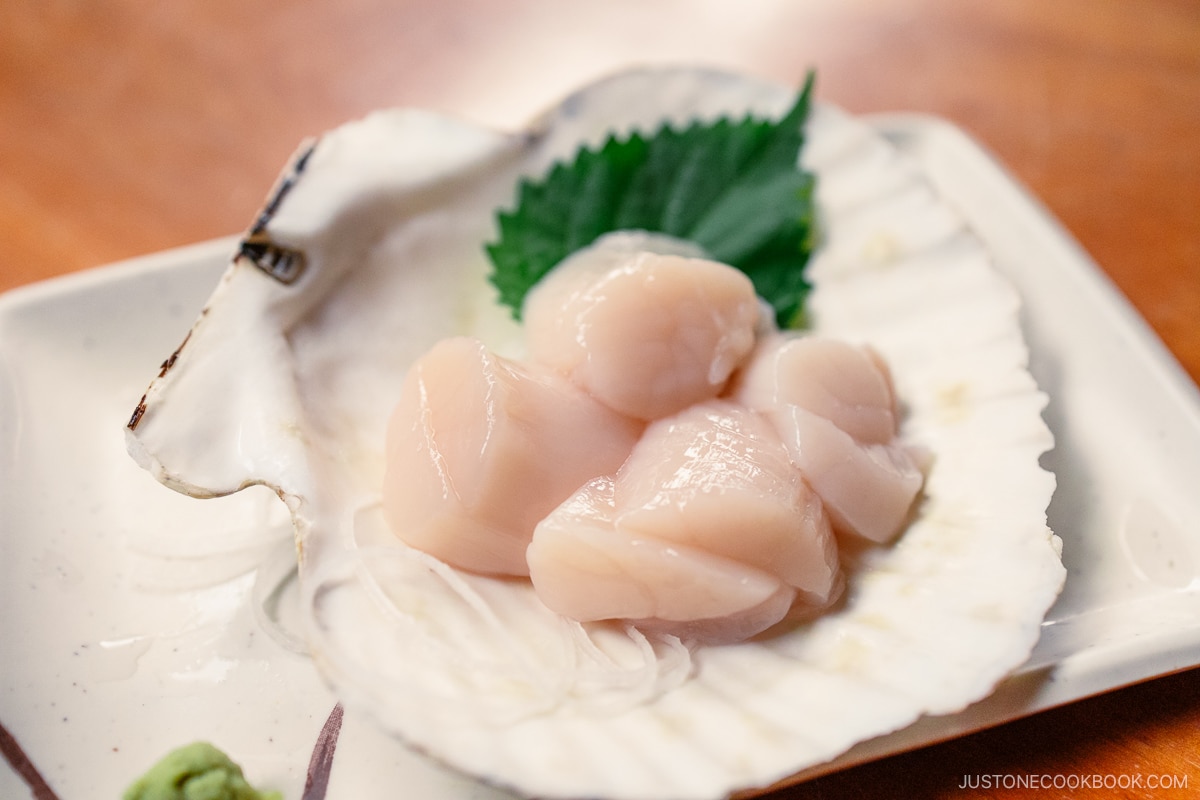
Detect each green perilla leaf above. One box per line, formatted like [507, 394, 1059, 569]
[487, 71, 818, 329]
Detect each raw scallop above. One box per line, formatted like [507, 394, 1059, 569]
[524, 242, 760, 420]
[527, 401, 839, 642]
[613, 400, 839, 602]
[125, 67, 1065, 800]
[527, 476, 798, 643]
[730, 334, 898, 444]
[770, 403, 924, 543]
[382, 336, 641, 576]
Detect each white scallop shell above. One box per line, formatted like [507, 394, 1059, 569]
[126, 68, 1065, 800]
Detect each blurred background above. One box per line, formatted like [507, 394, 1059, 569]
[3, 1, 1197, 391]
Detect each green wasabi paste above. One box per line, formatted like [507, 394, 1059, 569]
[122, 741, 282, 800]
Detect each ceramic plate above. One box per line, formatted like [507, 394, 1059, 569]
[3, 113, 1199, 800]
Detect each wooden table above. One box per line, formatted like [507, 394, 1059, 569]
[3, 1, 1198, 797]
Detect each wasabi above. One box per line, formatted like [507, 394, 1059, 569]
[123, 741, 281, 800]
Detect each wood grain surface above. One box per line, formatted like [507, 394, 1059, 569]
[3, 1, 1199, 798]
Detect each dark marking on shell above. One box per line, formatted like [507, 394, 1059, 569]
[127, 397, 148, 430]
[238, 140, 319, 285]
[239, 235, 307, 284]
[127, 330, 193, 430]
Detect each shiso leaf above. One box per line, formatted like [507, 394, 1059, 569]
[486, 71, 818, 329]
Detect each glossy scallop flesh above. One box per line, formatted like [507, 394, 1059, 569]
[527, 400, 840, 643]
[523, 246, 761, 420]
[125, 68, 1065, 800]
[381, 335, 642, 576]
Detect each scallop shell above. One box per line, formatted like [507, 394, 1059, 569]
[125, 68, 1065, 800]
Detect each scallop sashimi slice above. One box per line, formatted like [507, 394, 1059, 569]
[523, 238, 760, 420]
[614, 400, 841, 604]
[729, 334, 898, 444]
[527, 477, 797, 643]
[382, 336, 642, 576]
[771, 404, 924, 544]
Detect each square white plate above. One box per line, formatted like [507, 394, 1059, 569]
[2, 114, 1199, 799]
